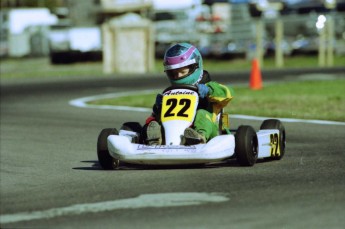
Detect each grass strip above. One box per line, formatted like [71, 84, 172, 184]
[88, 79, 345, 122]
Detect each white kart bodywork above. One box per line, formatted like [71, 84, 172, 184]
[108, 133, 234, 165]
[106, 87, 282, 165]
[107, 129, 279, 165]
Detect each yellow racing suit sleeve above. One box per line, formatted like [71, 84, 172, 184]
[205, 81, 234, 116]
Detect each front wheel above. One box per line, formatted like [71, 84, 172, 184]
[97, 128, 119, 170]
[235, 125, 258, 166]
[260, 119, 286, 160]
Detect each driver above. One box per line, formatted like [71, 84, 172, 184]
[145, 43, 234, 145]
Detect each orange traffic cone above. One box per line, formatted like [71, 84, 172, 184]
[249, 59, 263, 90]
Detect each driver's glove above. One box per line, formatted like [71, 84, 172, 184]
[198, 84, 209, 98]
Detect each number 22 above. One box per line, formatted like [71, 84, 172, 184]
[164, 98, 191, 118]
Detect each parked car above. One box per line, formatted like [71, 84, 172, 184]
[48, 25, 102, 64]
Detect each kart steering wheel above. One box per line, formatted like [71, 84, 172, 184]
[163, 84, 199, 93]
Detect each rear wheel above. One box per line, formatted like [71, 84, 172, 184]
[97, 128, 119, 170]
[260, 119, 286, 160]
[235, 125, 258, 166]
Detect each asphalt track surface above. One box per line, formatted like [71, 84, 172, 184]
[1, 69, 345, 229]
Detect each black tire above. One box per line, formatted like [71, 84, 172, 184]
[120, 122, 142, 143]
[97, 128, 119, 170]
[260, 119, 286, 160]
[235, 125, 258, 166]
[121, 122, 142, 132]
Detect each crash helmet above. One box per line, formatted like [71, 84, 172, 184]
[163, 43, 203, 85]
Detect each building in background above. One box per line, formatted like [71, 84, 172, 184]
[0, 0, 344, 59]
[1, 8, 58, 57]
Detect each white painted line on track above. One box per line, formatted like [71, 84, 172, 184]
[69, 90, 153, 112]
[69, 90, 345, 126]
[231, 114, 345, 126]
[0, 192, 229, 224]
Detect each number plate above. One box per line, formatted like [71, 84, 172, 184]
[161, 94, 198, 123]
[270, 133, 280, 157]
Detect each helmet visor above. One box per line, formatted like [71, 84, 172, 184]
[166, 64, 197, 81]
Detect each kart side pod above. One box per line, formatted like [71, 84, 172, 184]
[257, 129, 281, 158]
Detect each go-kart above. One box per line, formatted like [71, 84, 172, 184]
[97, 85, 286, 170]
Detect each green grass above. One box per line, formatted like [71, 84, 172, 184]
[0, 58, 103, 79]
[1, 55, 344, 79]
[89, 80, 345, 122]
[229, 80, 345, 121]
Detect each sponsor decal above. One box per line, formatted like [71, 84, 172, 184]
[163, 90, 196, 96]
[137, 145, 196, 150]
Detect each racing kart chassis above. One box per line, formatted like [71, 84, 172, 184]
[98, 119, 286, 169]
[97, 85, 286, 169]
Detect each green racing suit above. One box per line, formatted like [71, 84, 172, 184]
[194, 81, 233, 141]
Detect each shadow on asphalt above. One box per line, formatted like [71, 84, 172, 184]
[73, 158, 275, 171]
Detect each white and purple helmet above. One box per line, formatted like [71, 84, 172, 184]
[163, 43, 203, 85]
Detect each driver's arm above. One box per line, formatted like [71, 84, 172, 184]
[205, 81, 234, 113]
